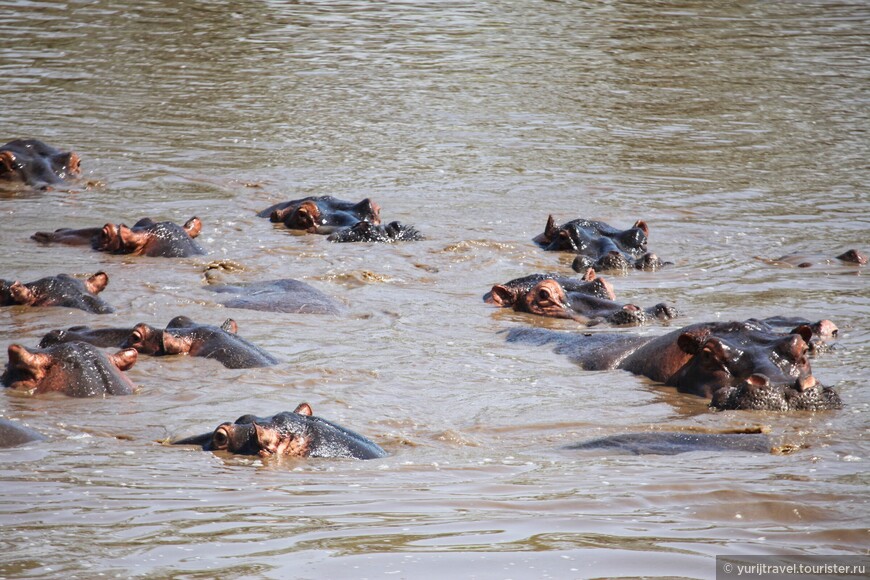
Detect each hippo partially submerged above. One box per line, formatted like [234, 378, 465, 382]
[486, 271, 677, 325]
[32, 217, 204, 257]
[206, 278, 344, 315]
[172, 403, 387, 459]
[258, 196, 380, 234]
[566, 432, 773, 455]
[507, 318, 842, 411]
[2, 342, 137, 397]
[0, 418, 45, 448]
[534, 215, 669, 273]
[124, 316, 278, 369]
[326, 220, 423, 243]
[0, 139, 81, 188]
[0, 272, 114, 314]
[757, 249, 868, 268]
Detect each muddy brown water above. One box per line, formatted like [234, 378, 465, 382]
[1, 1, 867, 578]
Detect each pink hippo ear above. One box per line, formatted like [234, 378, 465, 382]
[220, 319, 238, 334]
[790, 324, 814, 346]
[293, 403, 313, 416]
[592, 276, 616, 301]
[579, 268, 596, 282]
[9, 281, 35, 305]
[183, 217, 202, 238]
[632, 220, 649, 237]
[85, 272, 109, 294]
[0, 151, 17, 176]
[543, 214, 558, 242]
[109, 348, 138, 371]
[486, 284, 516, 307]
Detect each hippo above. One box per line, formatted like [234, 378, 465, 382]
[0, 139, 81, 188]
[534, 215, 669, 273]
[171, 403, 387, 459]
[2, 342, 137, 397]
[486, 271, 677, 325]
[123, 316, 278, 369]
[566, 432, 773, 455]
[326, 220, 423, 243]
[32, 217, 204, 257]
[0, 272, 114, 314]
[507, 318, 842, 411]
[756, 249, 868, 268]
[258, 196, 380, 234]
[0, 418, 45, 448]
[206, 278, 345, 315]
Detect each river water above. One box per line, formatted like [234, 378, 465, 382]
[0, 1, 867, 578]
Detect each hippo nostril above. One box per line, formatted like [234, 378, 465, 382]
[746, 374, 770, 389]
[797, 375, 817, 392]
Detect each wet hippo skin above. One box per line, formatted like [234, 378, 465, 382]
[258, 196, 380, 233]
[172, 403, 387, 459]
[123, 316, 278, 369]
[2, 342, 137, 397]
[32, 217, 205, 257]
[534, 215, 669, 273]
[486, 270, 677, 325]
[508, 319, 842, 411]
[0, 139, 81, 188]
[0, 272, 114, 314]
[566, 432, 773, 455]
[206, 279, 345, 315]
[0, 418, 45, 448]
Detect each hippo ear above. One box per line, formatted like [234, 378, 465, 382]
[270, 207, 291, 223]
[59, 151, 80, 176]
[486, 285, 516, 307]
[85, 272, 109, 294]
[579, 267, 596, 282]
[293, 403, 313, 416]
[183, 217, 202, 238]
[7, 344, 51, 370]
[543, 215, 558, 242]
[221, 319, 238, 334]
[677, 331, 705, 354]
[0, 151, 17, 176]
[109, 348, 138, 371]
[632, 220, 649, 237]
[790, 324, 814, 346]
[591, 276, 616, 301]
[9, 281, 35, 305]
[354, 198, 381, 222]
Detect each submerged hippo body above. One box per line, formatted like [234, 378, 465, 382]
[566, 432, 772, 455]
[757, 249, 868, 268]
[0, 418, 45, 448]
[258, 196, 380, 234]
[0, 139, 81, 188]
[534, 215, 668, 273]
[0, 272, 114, 314]
[486, 271, 677, 325]
[33, 217, 204, 257]
[124, 316, 278, 369]
[207, 279, 345, 315]
[507, 319, 841, 411]
[2, 342, 137, 397]
[326, 220, 423, 243]
[172, 403, 387, 460]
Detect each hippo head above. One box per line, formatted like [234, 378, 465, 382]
[2, 342, 137, 397]
[0, 139, 81, 187]
[668, 325, 840, 411]
[95, 217, 202, 255]
[272, 198, 381, 232]
[486, 270, 616, 310]
[184, 403, 316, 457]
[0, 273, 112, 314]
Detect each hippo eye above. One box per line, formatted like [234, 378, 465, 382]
[131, 331, 142, 343]
[538, 288, 551, 302]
